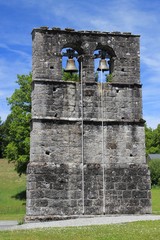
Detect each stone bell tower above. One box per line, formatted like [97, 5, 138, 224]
[26, 27, 152, 222]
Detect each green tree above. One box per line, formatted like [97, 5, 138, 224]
[145, 124, 160, 155]
[5, 73, 32, 175]
[145, 125, 155, 155]
[0, 117, 3, 158]
[153, 124, 160, 153]
[148, 159, 160, 186]
[0, 116, 11, 158]
[106, 73, 112, 82]
[62, 69, 79, 82]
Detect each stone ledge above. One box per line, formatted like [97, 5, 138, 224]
[31, 27, 140, 37]
[31, 116, 145, 125]
[31, 79, 142, 88]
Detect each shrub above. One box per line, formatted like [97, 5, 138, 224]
[148, 159, 160, 186]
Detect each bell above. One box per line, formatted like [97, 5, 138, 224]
[64, 59, 78, 73]
[97, 59, 109, 72]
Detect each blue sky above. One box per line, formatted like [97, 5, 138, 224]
[0, 0, 160, 128]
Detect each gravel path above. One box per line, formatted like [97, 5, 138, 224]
[1, 215, 160, 231]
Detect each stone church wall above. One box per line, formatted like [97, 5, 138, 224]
[25, 27, 151, 222]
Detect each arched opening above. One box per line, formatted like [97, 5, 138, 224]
[61, 47, 80, 82]
[94, 46, 115, 82]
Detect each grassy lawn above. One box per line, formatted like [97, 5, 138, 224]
[0, 159, 26, 221]
[0, 221, 160, 240]
[152, 187, 160, 214]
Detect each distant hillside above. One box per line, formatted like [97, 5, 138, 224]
[0, 159, 26, 220]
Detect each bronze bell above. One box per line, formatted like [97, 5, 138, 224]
[64, 58, 78, 73]
[97, 59, 109, 72]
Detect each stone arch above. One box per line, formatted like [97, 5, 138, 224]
[61, 43, 84, 82]
[95, 43, 116, 57]
[61, 42, 84, 55]
[94, 45, 116, 82]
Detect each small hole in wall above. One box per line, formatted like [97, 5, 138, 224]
[53, 87, 56, 91]
[121, 117, 125, 120]
[116, 89, 119, 93]
[54, 113, 58, 117]
[121, 68, 124, 71]
[50, 66, 54, 69]
[45, 150, 50, 155]
[130, 154, 133, 157]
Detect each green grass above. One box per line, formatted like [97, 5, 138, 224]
[0, 221, 160, 240]
[0, 159, 26, 221]
[152, 187, 160, 214]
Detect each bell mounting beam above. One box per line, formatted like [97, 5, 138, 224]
[62, 48, 78, 58]
[94, 50, 110, 59]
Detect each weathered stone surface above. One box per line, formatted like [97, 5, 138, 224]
[26, 163, 151, 219]
[26, 27, 152, 222]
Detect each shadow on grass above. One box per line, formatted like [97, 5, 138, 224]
[12, 190, 26, 201]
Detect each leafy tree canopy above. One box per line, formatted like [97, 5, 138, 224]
[62, 69, 79, 82]
[0, 117, 3, 158]
[148, 159, 160, 186]
[5, 73, 32, 175]
[145, 124, 160, 155]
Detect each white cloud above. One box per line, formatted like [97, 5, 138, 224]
[0, 43, 31, 60]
